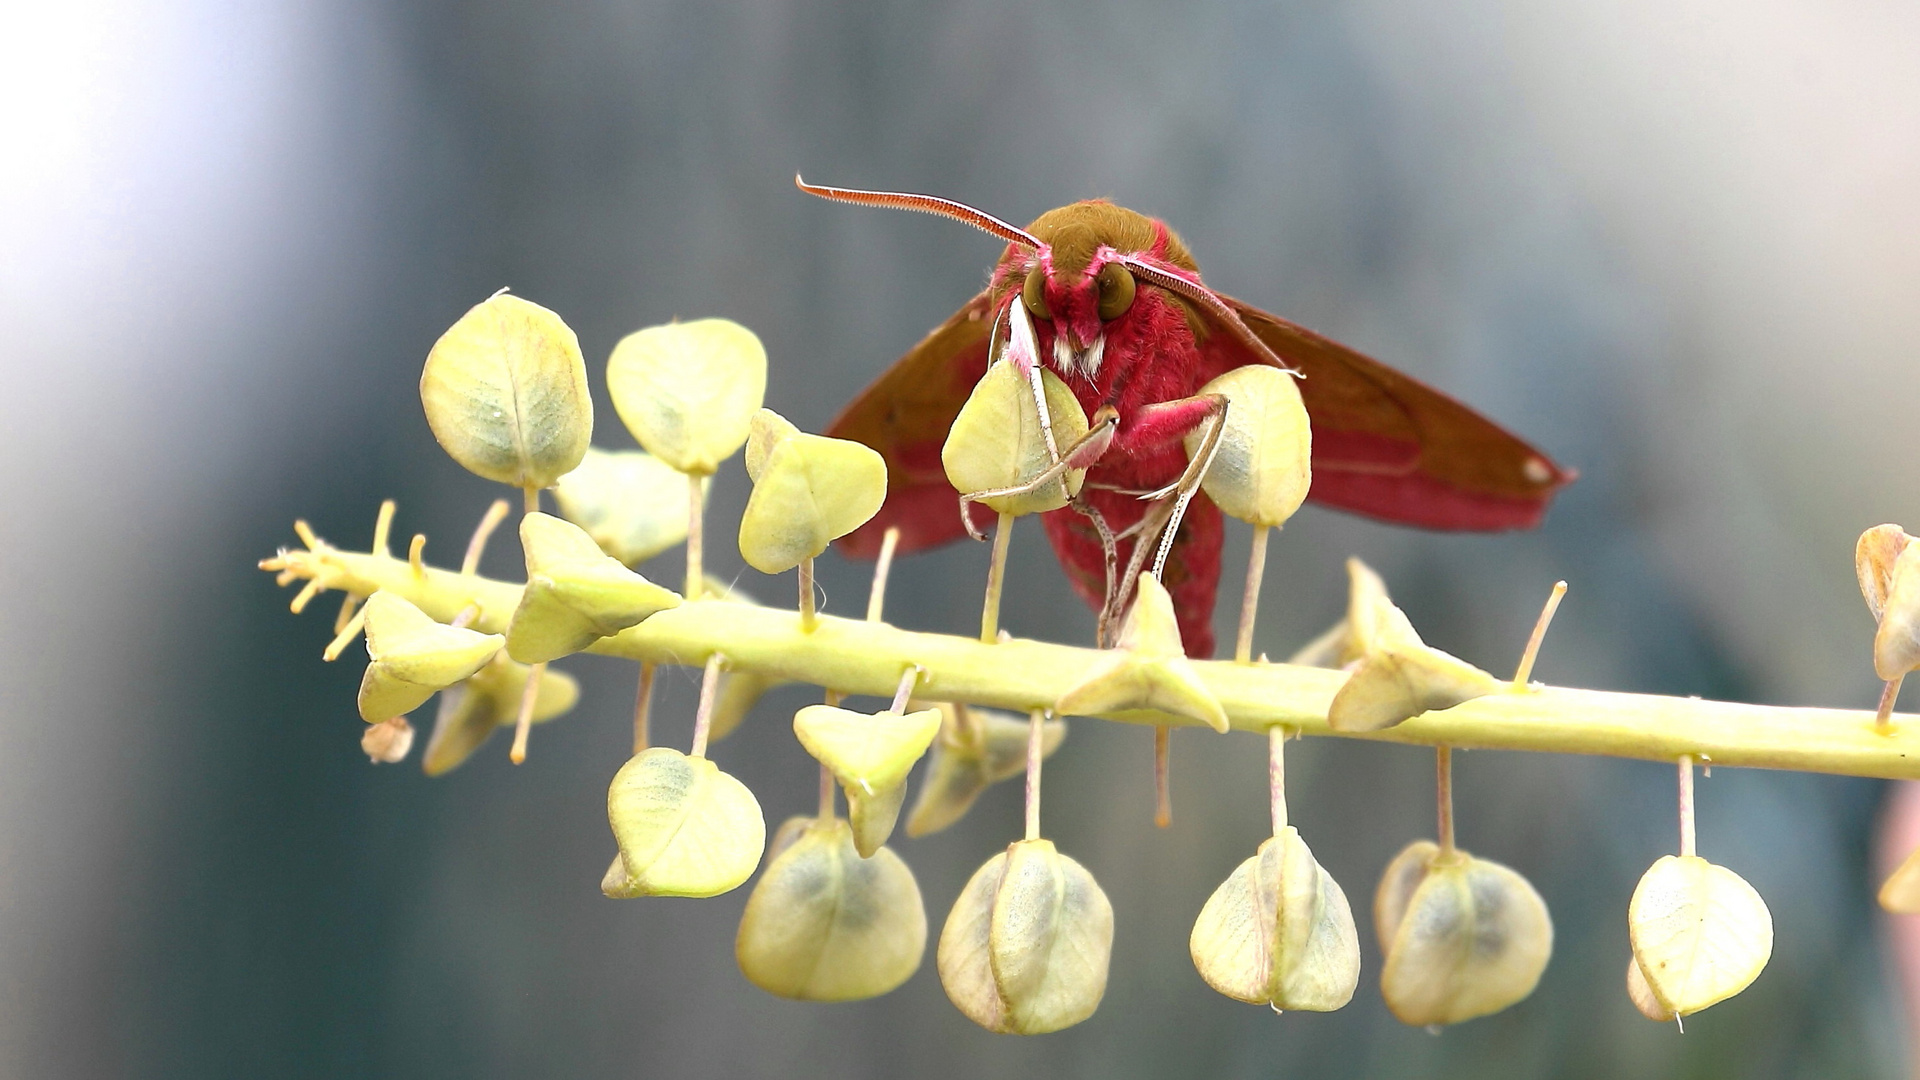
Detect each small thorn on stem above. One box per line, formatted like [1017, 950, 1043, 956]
[1154, 726, 1173, 829]
[1235, 525, 1271, 665]
[1024, 708, 1047, 841]
[688, 653, 725, 759]
[1269, 725, 1288, 835]
[798, 557, 817, 631]
[685, 472, 705, 601]
[332, 592, 364, 635]
[371, 500, 396, 556]
[408, 535, 427, 578]
[462, 499, 512, 575]
[866, 526, 901, 623]
[293, 519, 321, 550]
[980, 512, 1014, 643]
[1512, 581, 1568, 689]
[289, 578, 324, 615]
[322, 606, 369, 662]
[1436, 745, 1455, 856]
[888, 666, 921, 714]
[509, 661, 545, 765]
[1678, 754, 1696, 858]
[1878, 675, 1904, 730]
[632, 662, 656, 754]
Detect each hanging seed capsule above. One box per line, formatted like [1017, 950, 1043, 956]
[361, 717, 415, 764]
[605, 319, 767, 476]
[551, 447, 698, 566]
[1184, 365, 1312, 529]
[1190, 827, 1360, 1011]
[1627, 855, 1772, 1018]
[1055, 574, 1228, 732]
[1625, 957, 1675, 1022]
[938, 839, 1115, 1034]
[794, 703, 942, 857]
[420, 293, 592, 490]
[907, 704, 1066, 838]
[737, 416, 888, 575]
[1327, 597, 1502, 733]
[941, 361, 1089, 517]
[1374, 840, 1553, 1027]
[505, 513, 681, 664]
[1873, 541, 1920, 681]
[422, 654, 580, 776]
[1857, 524, 1915, 622]
[603, 747, 765, 899]
[735, 816, 928, 1001]
[357, 592, 504, 723]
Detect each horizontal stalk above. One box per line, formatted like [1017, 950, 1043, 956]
[270, 541, 1920, 780]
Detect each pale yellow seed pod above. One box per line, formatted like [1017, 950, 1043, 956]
[735, 817, 928, 1002]
[737, 427, 888, 574]
[794, 704, 942, 857]
[1054, 574, 1228, 732]
[551, 447, 697, 566]
[604, 747, 765, 899]
[938, 839, 1115, 1035]
[1375, 840, 1553, 1027]
[906, 705, 1066, 838]
[1184, 365, 1312, 528]
[941, 362, 1089, 517]
[1880, 844, 1920, 913]
[420, 293, 592, 489]
[1190, 827, 1360, 1011]
[745, 408, 801, 482]
[606, 319, 767, 475]
[1327, 602, 1502, 733]
[1625, 956, 1676, 1022]
[357, 592, 504, 723]
[1876, 542, 1920, 681]
[505, 513, 681, 664]
[361, 717, 415, 764]
[422, 655, 579, 776]
[1628, 854, 1772, 1017]
[1857, 523, 1914, 621]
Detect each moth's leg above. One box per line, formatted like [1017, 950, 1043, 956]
[1108, 394, 1231, 580]
[1068, 496, 1121, 647]
[957, 408, 1119, 540]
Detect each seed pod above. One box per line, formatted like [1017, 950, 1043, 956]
[1288, 557, 1392, 668]
[1328, 601, 1503, 733]
[1876, 543, 1920, 681]
[907, 704, 1066, 838]
[1055, 574, 1228, 732]
[1190, 827, 1360, 1011]
[505, 513, 681, 664]
[735, 816, 927, 1001]
[361, 717, 415, 764]
[1628, 854, 1772, 1017]
[1184, 365, 1312, 529]
[794, 704, 942, 857]
[420, 293, 592, 490]
[939, 839, 1115, 1034]
[745, 408, 801, 482]
[1374, 840, 1553, 1027]
[357, 592, 504, 723]
[422, 654, 580, 776]
[1625, 956, 1675, 1022]
[551, 447, 697, 566]
[737, 420, 888, 575]
[941, 362, 1089, 517]
[606, 319, 767, 476]
[603, 747, 765, 899]
[1857, 524, 1915, 621]
[1880, 845, 1920, 913]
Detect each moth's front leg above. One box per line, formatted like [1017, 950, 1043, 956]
[1113, 394, 1230, 579]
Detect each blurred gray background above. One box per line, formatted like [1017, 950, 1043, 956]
[4, 0, 1917, 1076]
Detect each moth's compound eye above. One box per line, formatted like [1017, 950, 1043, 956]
[1021, 264, 1051, 320]
[1095, 262, 1135, 321]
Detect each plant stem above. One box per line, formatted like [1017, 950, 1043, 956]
[981, 512, 1014, 643]
[462, 499, 512, 575]
[522, 485, 539, 515]
[1269, 725, 1287, 835]
[1436, 745, 1455, 855]
[867, 526, 901, 623]
[1880, 676, 1905, 730]
[818, 762, 836, 822]
[1513, 581, 1569, 689]
[689, 653, 724, 758]
[632, 662, 655, 754]
[1678, 753, 1696, 857]
[371, 500, 396, 555]
[889, 666, 919, 714]
[510, 661, 544, 764]
[1236, 524, 1270, 664]
[1025, 708, 1045, 841]
[798, 557, 816, 631]
[685, 472, 704, 601]
[1153, 726, 1172, 828]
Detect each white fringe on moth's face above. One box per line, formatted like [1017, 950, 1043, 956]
[1053, 331, 1104, 379]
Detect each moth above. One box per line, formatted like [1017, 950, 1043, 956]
[800, 179, 1571, 659]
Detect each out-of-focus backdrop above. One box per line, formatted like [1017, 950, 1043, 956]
[4, 0, 1918, 1076]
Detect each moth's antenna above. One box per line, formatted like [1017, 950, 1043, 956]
[1116, 254, 1298, 376]
[796, 175, 1041, 250]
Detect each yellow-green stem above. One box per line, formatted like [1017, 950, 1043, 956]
[798, 558, 817, 632]
[510, 661, 544, 764]
[1153, 726, 1172, 828]
[689, 653, 724, 758]
[1025, 708, 1045, 841]
[1269, 725, 1287, 835]
[1436, 745, 1454, 855]
[981, 512, 1014, 643]
[685, 472, 704, 602]
[1236, 525, 1270, 664]
[633, 662, 655, 754]
[1678, 753, 1696, 857]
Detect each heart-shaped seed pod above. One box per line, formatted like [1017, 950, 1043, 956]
[1055, 574, 1228, 732]
[938, 839, 1115, 1034]
[1628, 854, 1772, 1017]
[603, 746, 765, 899]
[1858, 524, 1915, 621]
[1875, 542, 1920, 681]
[422, 654, 580, 776]
[941, 361, 1089, 517]
[420, 293, 592, 490]
[1190, 826, 1360, 1011]
[907, 704, 1066, 838]
[605, 318, 767, 476]
[357, 592, 504, 723]
[744, 408, 802, 482]
[1374, 840, 1553, 1027]
[735, 816, 928, 1001]
[551, 447, 698, 566]
[1328, 599, 1501, 734]
[737, 418, 888, 575]
[1625, 956, 1675, 1022]
[505, 513, 680, 664]
[1184, 365, 1312, 529]
[794, 704, 942, 857]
